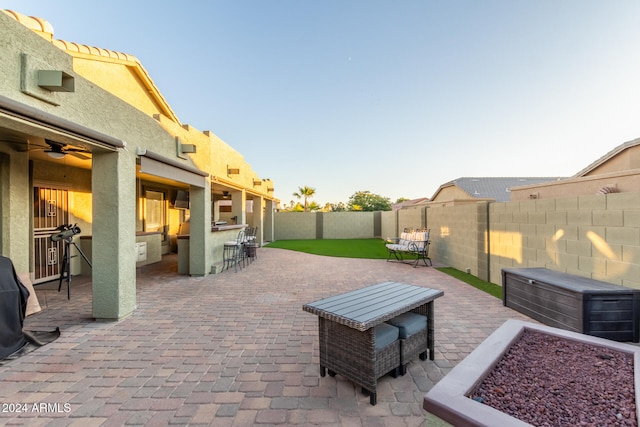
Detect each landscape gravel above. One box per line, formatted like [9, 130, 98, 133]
[469, 329, 637, 426]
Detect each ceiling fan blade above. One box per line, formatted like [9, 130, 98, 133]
[69, 152, 91, 160]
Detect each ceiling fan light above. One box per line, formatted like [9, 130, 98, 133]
[46, 151, 65, 159]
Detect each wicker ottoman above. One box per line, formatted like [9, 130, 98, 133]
[387, 311, 428, 375]
[319, 319, 400, 405]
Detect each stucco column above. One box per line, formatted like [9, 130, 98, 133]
[91, 150, 136, 320]
[0, 151, 30, 273]
[252, 196, 264, 245]
[232, 189, 246, 225]
[264, 199, 275, 243]
[188, 182, 211, 276]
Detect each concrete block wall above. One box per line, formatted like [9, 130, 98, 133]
[274, 212, 317, 240]
[381, 211, 396, 240]
[273, 192, 640, 289]
[397, 207, 426, 232]
[274, 211, 379, 240]
[426, 203, 484, 276]
[488, 192, 640, 288]
[321, 212, 375, 239]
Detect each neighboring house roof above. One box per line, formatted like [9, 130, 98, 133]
[392, 197, 429, 210]
[432, 177, 565, 202]
[573, 137, 640, 178]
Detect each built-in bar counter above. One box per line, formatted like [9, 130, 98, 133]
[80, 231, 163, 275]
[177, 224, 246, 274]
[211, 224, 245, 232]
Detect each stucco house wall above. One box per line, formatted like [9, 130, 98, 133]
[0, 10, 278, 319]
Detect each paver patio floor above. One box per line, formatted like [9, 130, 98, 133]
[1, 247, 533, 426]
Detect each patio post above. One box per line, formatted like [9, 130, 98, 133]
[188, 182, 212, 276]
[91, 150, 136, 320]
[263, 199, 275, 243]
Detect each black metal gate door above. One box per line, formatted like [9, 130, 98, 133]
[33, 186, 68, 284]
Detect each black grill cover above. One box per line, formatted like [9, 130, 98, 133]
[0, 256, 29, 359]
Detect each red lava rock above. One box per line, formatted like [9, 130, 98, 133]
[468, 329, 637, 427]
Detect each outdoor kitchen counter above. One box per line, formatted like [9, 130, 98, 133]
[178, 225, 247, 274]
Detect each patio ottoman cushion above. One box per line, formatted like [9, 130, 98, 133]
[387, 312, 427, 338]
[374, 323, 399, 350]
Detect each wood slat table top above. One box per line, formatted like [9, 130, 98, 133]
[303, 282, 444, 331]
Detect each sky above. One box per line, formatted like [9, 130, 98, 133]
[4, 1, 640, 207]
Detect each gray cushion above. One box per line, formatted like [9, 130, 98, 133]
[374, 323, 399, 350]
[387, 312, 427, 339]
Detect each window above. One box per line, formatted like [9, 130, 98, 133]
[145, 190, 166, 240]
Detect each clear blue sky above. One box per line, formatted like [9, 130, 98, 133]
[4, 1, 640, 207]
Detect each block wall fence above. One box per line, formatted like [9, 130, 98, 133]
[274, 192, 640, 288]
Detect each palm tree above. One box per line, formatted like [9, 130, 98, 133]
[293, 186, 316, 212]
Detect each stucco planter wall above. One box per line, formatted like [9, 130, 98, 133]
[423, 319, 640, 427]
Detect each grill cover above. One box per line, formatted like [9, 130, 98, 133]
[0, 256, 29, 359]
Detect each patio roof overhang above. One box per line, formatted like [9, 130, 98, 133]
[0, 94, 125, 152]
[137, 148, 208, 188]
[210, 175, 277, 201]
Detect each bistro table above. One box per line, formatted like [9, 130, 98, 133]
[303, 281, 444, 405]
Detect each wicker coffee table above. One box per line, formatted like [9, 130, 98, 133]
[303, 281, 444, 405]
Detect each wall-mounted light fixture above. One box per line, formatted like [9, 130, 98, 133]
[176, 137, 196, 159]
[38, 70, 75, 92]
[227, 165, 240, 175]
[253, 179, 262, 186]
[181, 144, 196, 153]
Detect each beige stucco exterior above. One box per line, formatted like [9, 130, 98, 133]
[0, 10, 277, 320]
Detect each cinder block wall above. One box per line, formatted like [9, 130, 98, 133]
[321, 212, 375, 239]
[397, 207, 426, 231]
[274, 211, 379, 239]
[426, 203, 485, 277]
[274, 212, 317, 240]
[381, 211, 397, 240]
[273, 192, 640, 288]
[487, 193, 640, 287]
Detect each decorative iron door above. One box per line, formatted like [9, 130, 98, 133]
[33, 186, 68, 284]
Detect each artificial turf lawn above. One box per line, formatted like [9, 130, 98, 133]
[265, 238, 502, 298]
[264, 238, 391, 259]
[436, 267, 503, 299]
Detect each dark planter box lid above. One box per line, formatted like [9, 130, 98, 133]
[502, 268, 637, 294]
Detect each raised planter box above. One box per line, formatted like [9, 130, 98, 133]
[502, 268, 640, 342]
[423, 319, 640, 427]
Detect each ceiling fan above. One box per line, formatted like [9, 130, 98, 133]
[42, 139, 91, 160]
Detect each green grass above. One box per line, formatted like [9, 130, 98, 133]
[436, 267, 503, 299]
[264, 239, 501, 298]
[264, 238, 392, 259]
